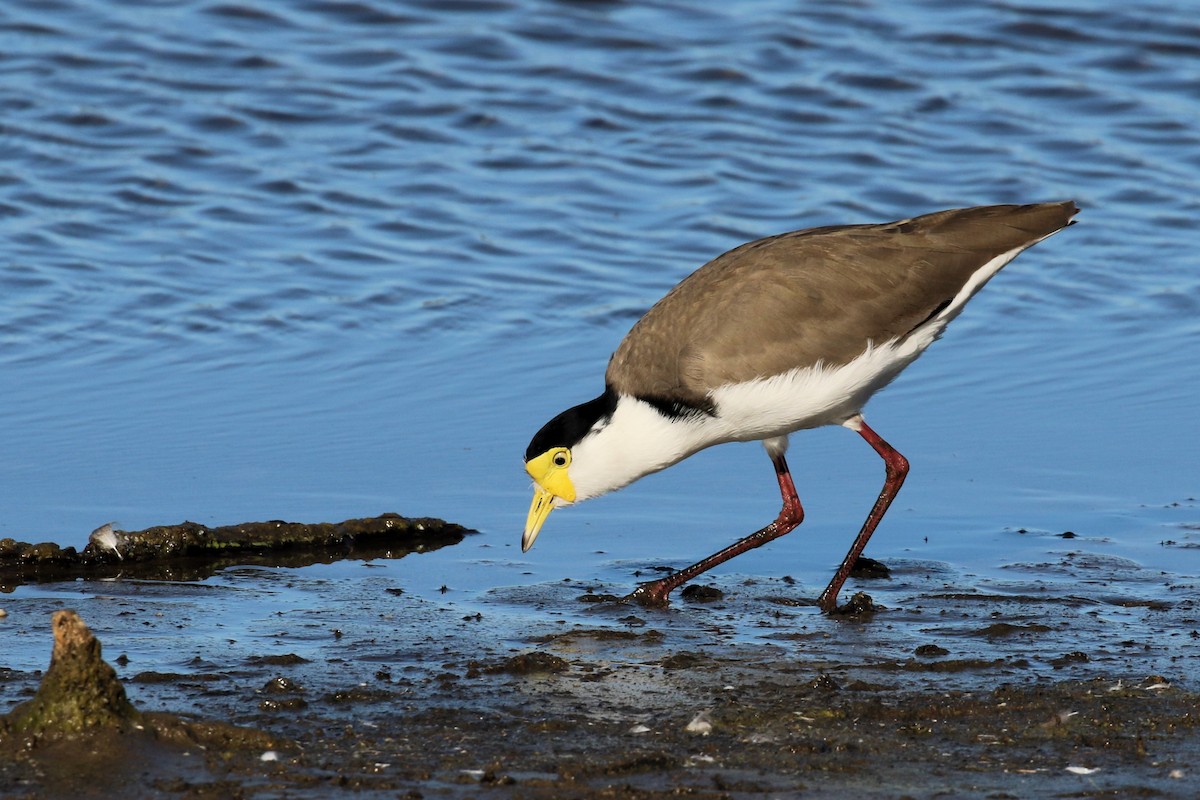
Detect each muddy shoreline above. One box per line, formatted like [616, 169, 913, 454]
[2, 518, 1198, 798]
[3, 605, 1197, 799]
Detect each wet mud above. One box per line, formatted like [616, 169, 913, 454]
[2, 520, 1199, 798]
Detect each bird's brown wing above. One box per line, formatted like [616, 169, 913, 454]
[606, 202, 1077, 406]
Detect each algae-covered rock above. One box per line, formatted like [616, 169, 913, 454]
[79, 513, 472, 562]
[0, 512, 475, 587]
[5, 610, 141, 735]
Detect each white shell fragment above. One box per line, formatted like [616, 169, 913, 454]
[685, 711, 713, 736]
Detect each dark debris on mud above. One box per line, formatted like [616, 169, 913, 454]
[2, 586, 1199, 799]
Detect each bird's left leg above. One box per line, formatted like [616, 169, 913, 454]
[627, 437, 804, 607]
[817, 414, 909, 612]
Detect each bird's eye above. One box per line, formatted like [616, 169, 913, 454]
[552, 450, 570, 467]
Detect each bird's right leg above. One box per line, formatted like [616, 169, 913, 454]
[816, 415, 909, 612]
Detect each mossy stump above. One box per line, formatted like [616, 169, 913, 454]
[5, 610, 141, 735]
[1, 611, 281, 795]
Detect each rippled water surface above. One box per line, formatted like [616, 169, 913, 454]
[3, 1, 1198, 606]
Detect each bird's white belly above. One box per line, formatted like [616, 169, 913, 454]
[707, 333, 934, 443]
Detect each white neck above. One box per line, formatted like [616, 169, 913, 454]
[567, 395, 714, 501]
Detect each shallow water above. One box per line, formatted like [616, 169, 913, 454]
[2, 0, 1199, 682]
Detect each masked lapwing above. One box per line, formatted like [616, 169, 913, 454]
[523, 201, 1078, 611]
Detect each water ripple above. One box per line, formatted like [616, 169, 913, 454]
[0, 0, 1196, 552]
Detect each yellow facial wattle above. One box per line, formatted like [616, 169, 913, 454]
[522, 447, 575, 552]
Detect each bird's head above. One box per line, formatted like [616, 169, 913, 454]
[522, 391, 619, 552]
[523, 388, 704, 552]
[522, 444, 575, 552]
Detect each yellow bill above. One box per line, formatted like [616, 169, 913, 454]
[523, 485, 556, 552]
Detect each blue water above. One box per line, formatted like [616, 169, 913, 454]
[2, 0, 1198, 602]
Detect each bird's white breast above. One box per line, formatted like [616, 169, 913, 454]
[707, 336, 924, 441]
[567, 337, 925, 501]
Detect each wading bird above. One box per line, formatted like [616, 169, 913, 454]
[523, 202, 1077, 611]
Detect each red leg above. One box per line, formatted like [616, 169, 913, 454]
[627, 447, 804, 607]
[817, 416, 909, 612]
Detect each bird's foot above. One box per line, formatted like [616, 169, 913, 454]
[817, 591, 837, 614]
[624, 580, 674, 608]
